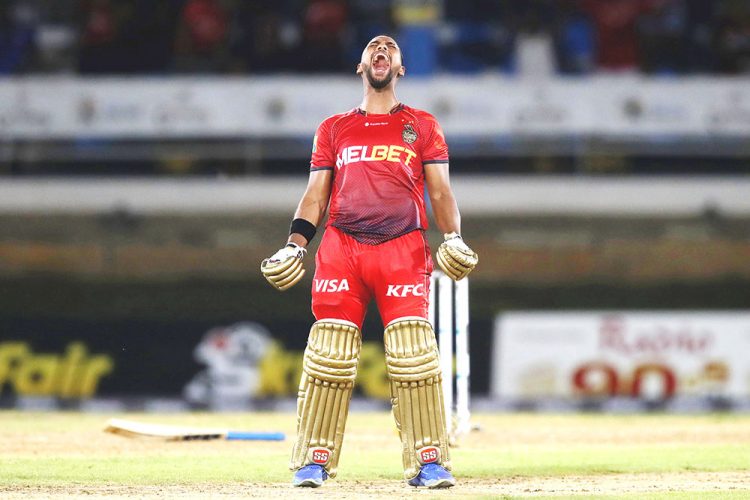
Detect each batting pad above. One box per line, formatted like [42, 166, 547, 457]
[384, 317, 451, 479]
[289, 319, 361, 477]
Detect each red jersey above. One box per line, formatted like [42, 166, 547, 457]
[310, 104, 449, 245]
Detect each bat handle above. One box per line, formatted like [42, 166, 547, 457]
[226, 431, 286, 441]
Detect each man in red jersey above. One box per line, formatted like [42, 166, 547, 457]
[261, 35, 478, 489]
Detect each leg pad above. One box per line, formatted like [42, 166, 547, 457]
[290, 320, 361, 477]
[384, 317, 451, 479]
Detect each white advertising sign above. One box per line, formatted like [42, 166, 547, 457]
[492, 312, 750, 400]
[1, 77, 749, 139]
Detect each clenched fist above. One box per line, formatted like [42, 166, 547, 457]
[435, 232, 478, 281]
[261, 243, 307, 291]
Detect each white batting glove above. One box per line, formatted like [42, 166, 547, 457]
[436, 232, 478, 281]
[260, 243, 307, 291]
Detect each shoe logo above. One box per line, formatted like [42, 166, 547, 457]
[418, 446, 440, 464]
[314, 279, 350, 293]
[309, 447, 331, 465]
[385, 283, 425, 297]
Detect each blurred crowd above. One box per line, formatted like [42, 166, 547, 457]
[1, 0, 750, 76]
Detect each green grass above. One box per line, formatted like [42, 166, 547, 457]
[3, 444, 746, 483]
[1, 411, 749, 498]
[532, 494, 750, 500]
[468, 444, 749, 476]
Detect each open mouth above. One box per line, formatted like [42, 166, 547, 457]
[371, 52, 390, 77]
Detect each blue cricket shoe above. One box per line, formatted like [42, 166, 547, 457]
[292, 464, 328, 487]
[407, 463, 456, 488]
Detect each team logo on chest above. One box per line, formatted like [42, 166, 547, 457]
[402, 123, 418, 144]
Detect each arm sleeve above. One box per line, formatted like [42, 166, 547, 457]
[310, 119, 335, 172]
[421, 116, 449, 165]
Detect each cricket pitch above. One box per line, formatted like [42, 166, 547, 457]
[1, 411, 749, 499]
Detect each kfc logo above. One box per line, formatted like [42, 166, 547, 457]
[386, 284, 425, 297]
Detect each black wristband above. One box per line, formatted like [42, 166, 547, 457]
[289, 218, 317, 244]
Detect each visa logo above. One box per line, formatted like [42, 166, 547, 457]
[314, 279, 350, 293]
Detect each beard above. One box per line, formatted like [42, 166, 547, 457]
[365, 65, 395, 90]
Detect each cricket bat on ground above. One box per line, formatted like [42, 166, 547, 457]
[104, 418, 285, 441]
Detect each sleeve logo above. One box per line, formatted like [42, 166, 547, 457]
[312, 135, 318, 153]
[402, 123, 418, 144]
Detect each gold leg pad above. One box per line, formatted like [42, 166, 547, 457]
[384, 318, 451, 479]
[289, 320, 361, 477]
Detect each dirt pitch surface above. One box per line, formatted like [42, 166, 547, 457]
[2, 472, 750, 499]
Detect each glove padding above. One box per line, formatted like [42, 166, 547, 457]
[436, 232, 478, 281]
[261, 243, 307, 291]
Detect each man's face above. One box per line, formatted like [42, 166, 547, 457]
[357, 36, 405, 90]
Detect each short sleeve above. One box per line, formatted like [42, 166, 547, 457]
[310, 119, 335, 172]
[422, 117, 449, 164]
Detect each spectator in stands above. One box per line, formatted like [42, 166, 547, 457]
[681, 0, 720, 73]
[638, 0, 689, 75]
[556, 0, 596, 74]
[27, 0, 76, 73]
[78, 0, 123, 73]
[350, 0, 394, 63]
[513, 0, 559, 78]
[300, 0, 348, 73]
[0, 1, 37, 74]
[6, 0, 750, 77]
[174, 0, 230, 73]
[121, 0, 180, 74]
[440, 0, 513, 74]
[581, 0, 662, 72]
[230, 3, 297, 73]
[715, 0, 750, 74]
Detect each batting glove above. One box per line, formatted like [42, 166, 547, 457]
[261, 242, 307, 291]
[436, 232, 478, 281]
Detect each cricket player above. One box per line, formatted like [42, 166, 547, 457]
[261, 35, 478, 489]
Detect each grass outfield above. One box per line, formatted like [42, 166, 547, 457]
[1, 411, 749, 499]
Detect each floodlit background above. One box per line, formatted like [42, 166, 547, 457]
[1, 0, 749, 413]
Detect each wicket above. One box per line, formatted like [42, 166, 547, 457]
[428, 271, 471, 441]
